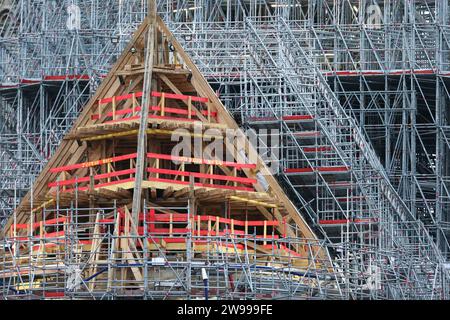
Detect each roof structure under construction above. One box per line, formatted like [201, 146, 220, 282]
[0, 0, 450, 300]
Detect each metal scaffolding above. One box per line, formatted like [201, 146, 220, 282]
[0, 200, 343, 300]
[1, 0, 450, 299]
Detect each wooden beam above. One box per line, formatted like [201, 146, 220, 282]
[131, 1, 157, 225]
[228, 196, 277, 208]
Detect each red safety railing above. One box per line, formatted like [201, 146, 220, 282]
[48, 153, 257, 193]
[91, 91, 217, 124]
[117, 209, 281, 244]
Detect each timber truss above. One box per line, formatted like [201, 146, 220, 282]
[0, 12, 341, 300]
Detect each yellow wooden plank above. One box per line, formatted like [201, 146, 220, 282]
[229, 196, 277, 208]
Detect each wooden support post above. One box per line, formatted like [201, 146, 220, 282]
[89, 167, 95, 191]
[107, 163, 112, 183]
[245, 220, 248, 236]
[173, 47, 178, 65]
[130, 159, 135, 178]
[216, 216, 220, 235]
[112, 96, 117, 120]
[98, 102, 102, 119]
[131, 0, 157, 226]
[161, 92, 166, 116]
[209, 165, 213, 184]
[163, 39, 169, 64]
[155, 159, 160, 179]
[188, 96, 192, 119]
[124, 207, 145, 252]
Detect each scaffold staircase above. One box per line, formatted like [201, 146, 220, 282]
[243, 16, 449, 300]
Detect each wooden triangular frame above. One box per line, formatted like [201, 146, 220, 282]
[3, 15, 319, 253]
